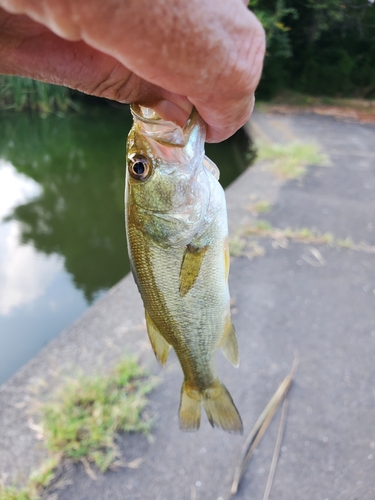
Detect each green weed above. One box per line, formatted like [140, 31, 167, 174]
[41, 358, 153, 472]
[232, 219, 361, 254]
[246, 200, 272, 214]
[0, 358, 152, 498]
[244, 219, 274, 235]
[229, 236, 247, 257]
[337, 237, 354, 248]
[243, 222, 334, 245]
[0, 76, 70, 114]
[0, 456, 59, 500]
[245, 241, 265, 259]
[229, 233, 265, 259]
[285, 227, 334, 245]
[257, 142, 329, 179]
[0, 485, 33, 500]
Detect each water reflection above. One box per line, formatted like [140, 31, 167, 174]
[0, 160, 62, 315]
[1, 106, 132, 303]
[0, 104, 252, 384]
[0, 159, 42, 221]
[0, 105, 133, 383]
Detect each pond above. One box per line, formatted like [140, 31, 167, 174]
[0, 103, 253, 385]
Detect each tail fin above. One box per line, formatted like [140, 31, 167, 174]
[179, 383, 202, 431]
[179, 380, 243, 434]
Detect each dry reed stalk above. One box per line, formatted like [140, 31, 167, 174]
[229, 358, 298, 498]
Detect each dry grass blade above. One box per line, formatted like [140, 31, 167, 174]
[262, 396, 290, 500]
[229, 358, 298, 497]
[125, 457, 144, 469]
[112, 456, 144, 470]
[81, 457, 97, 480]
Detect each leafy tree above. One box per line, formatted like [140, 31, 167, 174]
[249, 0, 375, 97]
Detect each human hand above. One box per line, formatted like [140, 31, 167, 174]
[0, 0, 265, 142]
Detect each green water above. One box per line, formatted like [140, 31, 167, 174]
[0, 104, 252, 384]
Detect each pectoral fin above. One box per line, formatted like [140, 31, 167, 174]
[145, 310, 170, 366]
[219, 315, 239, 367]
[203, 155, 220, 180]
[179, 244, 208, 297]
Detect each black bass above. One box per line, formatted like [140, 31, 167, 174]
[125, 104, 243, 434]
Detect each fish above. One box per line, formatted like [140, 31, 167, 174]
[125, 104, 243, 434]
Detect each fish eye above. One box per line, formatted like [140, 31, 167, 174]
[128, 154, 152, 181]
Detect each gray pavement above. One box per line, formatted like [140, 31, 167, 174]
[1, 111, 374, 499]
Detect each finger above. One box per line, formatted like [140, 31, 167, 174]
[0, 1, 265, 142]
[149, 92, 193, 127]
[0, 9, 194, 129]
[151, 100, 190, 128]
[192, 94, 255, 143]
[0, 9, 163, 104]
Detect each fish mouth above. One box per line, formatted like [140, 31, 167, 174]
[130, 104, 199, 147]
[130, 104, 162, 124]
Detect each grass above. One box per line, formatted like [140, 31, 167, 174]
[245, 219, 274, 234]
[229, 235, 265, 259]
[245, 200, 272, 214]
[41, 358, 153, 472]
[242, 220, 335, 245]
[256, 142, 329, 179]
[0, 456, 59, 500]
[229, 236, 247, 257]
[279, 226, 334, 245]
[230, 218, 375, 260]
[0, 76, 71, 114]
[336, 237, 354, 248]
[0, 358, 154, 500]
[1, 357, 154, 498]
[228, 219, 373, 259]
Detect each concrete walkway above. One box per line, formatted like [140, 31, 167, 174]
[1, 111, 374, 499]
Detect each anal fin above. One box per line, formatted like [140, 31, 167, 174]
[145, 310, 170, 366]
[219, 315, 239, 367]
